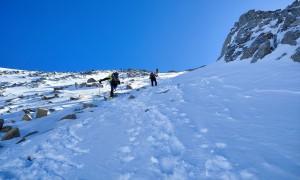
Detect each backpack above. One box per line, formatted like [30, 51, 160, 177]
[150, 72, 155, 78]
[111, 72, 120, 83]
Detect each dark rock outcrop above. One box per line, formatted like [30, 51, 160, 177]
[281, 30, 300, 46]
[0, 119, 4, 129]
[0, 126, 12, 133]
[126, 85, 133, 90]
[218, 1, 300, 63]
[83, 103, 98, 109]
[87, 78, 97, 83]
[36, 108, 48, 118]
[60, 114, 76, 120]
[22, 114, 33, 121]
[128, 95, 136, 99]
[1, 128, 20, 141]
[291, 47, 300, 62]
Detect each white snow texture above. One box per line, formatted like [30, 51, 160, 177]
[0, 55, 300, 179]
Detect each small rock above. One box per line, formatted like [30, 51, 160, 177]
[83, 103, 98, 109]
[126, 85, 133, 90]
[128, 95, 136, 99]
[86, 83, 98, 87]
[52, 90, 62, 94]
[79, 83, 87, 88]
[1, 128, 20, 141]
[6, 99, 15, 103]
[27, 156, 35, 161]
[54, 87, 64, 91]
[41, 96, 49, 100]
[0, 119, 4, 129]
[36, 108, 49, 118]
[0, 126, 12, 133]
[9, 120, 15, 124]
[22, 114, 33, 121]
[87, 78, 97, 83]
[60, 114, 76, 120]
[70, 97, 79, 101]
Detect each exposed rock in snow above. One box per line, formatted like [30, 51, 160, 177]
[22, 114, 32, 121]
[218, 0, 300, 63]
[83, 103, 98, 109]
[0, 119, 4, 129]
[60, 114, 76, 120]
[87, 78, 97, 83]
[126, 85, 133, 90]
[1, 128, 20, 141]
[128, 95, 136, 99]
[0, 126, 12, 133]
[36, 108, 49, 118]
[291, 47, 300, 62]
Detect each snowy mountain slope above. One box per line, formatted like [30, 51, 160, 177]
[0, 55, 299, 179]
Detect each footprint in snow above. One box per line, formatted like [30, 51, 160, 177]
[205, 155, 232, 177]
[201, 128, 208, 133]
[119, 146, 135, 163]
[215, 142, 227, 149]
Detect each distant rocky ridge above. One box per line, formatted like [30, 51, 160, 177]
[218, 0, 300, 63]
[0, 68, 150, 90]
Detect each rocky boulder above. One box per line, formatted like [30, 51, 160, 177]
[1, 128, 20, 141]
[87, 78, 97, 83]
[86, 83, 99, 87]
[291, 47, 300, 62]
[281, 30, 300, 46]
[79, 83, 87, 88]
[83, 103, 98, 109]
[36, 108, 49, 118]
[126, 85, 133, 90]
[22, 114, 33, 121]
[0, 126, 12, 133]
[251, 40, 272, 63]
[128, 95, 136, 99]
[60, 114, 76, 120]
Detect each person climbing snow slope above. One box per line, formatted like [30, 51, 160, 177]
[149, 72, 157, 86]
[99, 72, 121, 98]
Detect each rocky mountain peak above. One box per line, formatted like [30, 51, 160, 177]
[218, 0, 300, 63]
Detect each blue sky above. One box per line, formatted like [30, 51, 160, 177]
[0, 0, 295, 72]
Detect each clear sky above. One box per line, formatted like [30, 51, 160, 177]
[0, 0, 295, 72]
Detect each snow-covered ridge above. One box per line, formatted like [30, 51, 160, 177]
[218, 0, 300, 63]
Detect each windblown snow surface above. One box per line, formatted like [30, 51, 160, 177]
[0, 59, 300, 179]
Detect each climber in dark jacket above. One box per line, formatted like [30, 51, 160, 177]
[99, 72, 120, 98]
[149, 72, 157, 86]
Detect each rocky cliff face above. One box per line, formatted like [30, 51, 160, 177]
[218, 0, 300, 63]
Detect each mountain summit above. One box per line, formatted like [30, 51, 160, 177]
[218, 0, 300, 63]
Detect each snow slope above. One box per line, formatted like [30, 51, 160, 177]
[0, 58, 300, 179]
